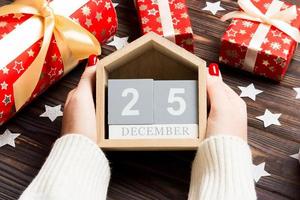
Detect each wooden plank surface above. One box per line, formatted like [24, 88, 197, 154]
[0, 0, 299, 199]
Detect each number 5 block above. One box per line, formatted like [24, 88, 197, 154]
[154, 81, 198, 124]
[108, 79, 154, 125]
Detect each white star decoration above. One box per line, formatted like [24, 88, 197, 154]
[256, 109, 281, 128]
[202, 1, 225, 15]
[290, 149, 299, 161]
[294, 88, 300, 99]
[0, 129, 20, 148]
[107, 36, 129, 50]
[238, 83, 263, 101]
[253, 162, 271, 182]
[40, 105, 63, 122]
[113, 3, 119, 8]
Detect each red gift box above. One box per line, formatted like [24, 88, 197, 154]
[0, 0, 117, 125]
[219, 0, 300, 81]
[135, 0, 194, 52]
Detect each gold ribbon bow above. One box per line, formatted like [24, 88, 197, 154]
[221, 0, 300, 42]
[0, 0, 100, 111]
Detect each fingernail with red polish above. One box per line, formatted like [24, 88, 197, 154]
[87, 54, 97, 67]
[208, 63, 219, 76]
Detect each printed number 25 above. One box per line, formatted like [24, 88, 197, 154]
[121, 87, 186, 116]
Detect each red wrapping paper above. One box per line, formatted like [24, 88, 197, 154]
[135, 0, 194, 52]
[0, 0, 117, 125]
[219, 0, 300, 81]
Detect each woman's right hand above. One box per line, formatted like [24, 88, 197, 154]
[206, 63, 248, 141]
[61, 55, 99, 143]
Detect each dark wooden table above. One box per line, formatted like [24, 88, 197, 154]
[0, 0, 299, 199]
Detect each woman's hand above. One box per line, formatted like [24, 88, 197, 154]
[206, 63, 248, 141]
[61, 55, 98, 143]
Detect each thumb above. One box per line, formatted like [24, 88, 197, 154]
[77, 55, 98, 92]
[206, 63, 228, 109]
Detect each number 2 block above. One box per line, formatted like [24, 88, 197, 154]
[108, 79, 154, 125]
[154, 81, 198, 124]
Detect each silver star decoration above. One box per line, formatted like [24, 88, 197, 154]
[13, 61, 24, 74]
[1, 81, 8, 90]
[27, 49, 35, 57]
[40, 105, 63, 122]
[92, 0, 102, 6]
[256, 109, 281, 128]
[85, 18, 92, 28]
[294, 88, 300, 99]
[253, 162, 271, 182]
[81, 5, 91, 16]
[238, 83, 263, 101]
[290, 149, 299, 161]
[2, 94, 11, 106]
[95, 12, 102, 21]
[105, 2, 111, 9]
[0, 129, 21, 148]
[107, 36, 129, 50]
[202, 1, 225, 15]
[148, 8, 158, 16]
[13, 13, 24, 20]
[113, 3, 119, 8]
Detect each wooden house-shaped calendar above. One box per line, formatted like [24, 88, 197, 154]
[96, 32, 207, 150]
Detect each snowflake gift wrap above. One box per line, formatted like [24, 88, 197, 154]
[219, 0, 300, 81]
[135, 0, 194, 52]
[0, 0, 117, 125]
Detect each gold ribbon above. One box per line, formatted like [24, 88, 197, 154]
[0, 0, 101, 111]
[221, 0, 300, 42]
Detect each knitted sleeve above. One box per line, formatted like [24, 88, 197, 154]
[188, 135, 256, 200]
[19, 134, 110, 200]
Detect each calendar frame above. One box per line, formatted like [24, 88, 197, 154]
[96, 32, 207, 150]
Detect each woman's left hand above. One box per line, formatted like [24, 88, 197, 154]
[61, 55, 99, 143]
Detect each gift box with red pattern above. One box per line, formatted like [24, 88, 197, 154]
[0, 0, 117, 125]
[135, 0, 194, 52]
[219, 0, 300, 81]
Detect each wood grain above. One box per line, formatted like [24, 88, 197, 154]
[0, 0, 299, 199]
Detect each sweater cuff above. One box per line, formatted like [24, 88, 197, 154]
[20, 134, 110, 200]
[188, 135, 256, 200]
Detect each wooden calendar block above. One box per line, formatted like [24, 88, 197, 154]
[154, 81, 198, 124]
[96, 32, 207, 150]
[109, 124, 198, 139]
[108, 79, 154, 125]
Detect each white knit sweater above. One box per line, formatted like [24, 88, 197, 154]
[19, 135, 256, 200]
